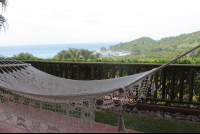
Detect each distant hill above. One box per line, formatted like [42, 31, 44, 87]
[108, 31, 200, 60]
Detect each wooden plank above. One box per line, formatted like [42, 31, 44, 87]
[77, 65, 80, 80]
[59, 64, 62, 77]
[170, 68, 176, 100]
[70, 64, 74, 79]
[112, 66, 115, 78]
[54, 64, 57, 76]
[64, 64, 68, 79]
[179, 68, 184, 101]
[154, 71, 158, 99]
[104, 66, 108, 79]
[84, 65, 87, 80]
[189, 68, 194, 102]
[162, 68, 166, 99]
[98, 66, 101, 80]
[91, 65, 94, 80]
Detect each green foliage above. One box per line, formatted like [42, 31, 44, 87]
[100, 46, 107, 51]
[12, 56, 200, 64]
[53, 48, 102, 60]
[13, 52, 38, 59]
[0, 0, 8, 31]
[108, 31, 200, 60]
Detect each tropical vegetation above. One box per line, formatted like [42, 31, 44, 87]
[53, 48, 102, 60]
[100, 46, 107, 51]
[0, 0, 8, 31]
[108, 31, 200, 60]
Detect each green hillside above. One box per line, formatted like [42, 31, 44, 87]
[108, 31, 200, 60]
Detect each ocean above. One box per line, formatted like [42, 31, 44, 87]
[0, 42, 129, 59]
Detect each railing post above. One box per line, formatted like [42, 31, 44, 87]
[112, 66, 115, 78]
[154, 71, 158, 99]
[54, 64, 57, 76]
[77, 65, 80, 80]
[179, 68, 184, 101]
[128, 66, 131, 75]
[189, 68, 194, 102]
[44, 63, 47, 73]
[70, 64, 74, 79]
[59, 64, 62, 78]
[84, 65, 87, 80]
[64, 64, 68, 79]
[170, 68, 176, 100]
[119, 66, 122, 77]
[49, 63, 52, 75]
[98, 66, 101, 80]
[136, 67, 140, 73]
[39, 63, 42, 71]
[104, 66, 108, 79]
[162, 68, 166, 99]
[91, 65, 94, 80]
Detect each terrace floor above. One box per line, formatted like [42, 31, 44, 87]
[0, 119, 141, 133]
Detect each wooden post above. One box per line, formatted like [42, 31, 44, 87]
[179, 68, 184, 101]
[54, 64, 57, 76]
[77, 65, 80, 80]
[189, 68, 194, 102]
[112, 66, 115, 78]
[104, 66, 108, 79]
[64, 64, 68, 79]
[162, 68, 166, 99]
[98, 66, 101, 80]
[39, 63, 42, 71]
[119, 66, 122, 77]
[91, 65, 94, 80]
[170, 68, 176, 100]
[44, 63, 47, 73]
[49, 63, 52, 75]
[128, 66, 131, 75]
[59, 64, 62, 78]
[70, 64, 74, 79]
[145, 66, 148, 71]
[84, 65, 87, 80]
[154, 71, 158, 99]
[136, 67, 140, 73]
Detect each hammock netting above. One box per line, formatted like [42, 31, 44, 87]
[0, 45, 199, 133]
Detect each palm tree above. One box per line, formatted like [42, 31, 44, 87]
[0, 0, 8, 31]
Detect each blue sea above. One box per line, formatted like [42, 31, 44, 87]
[0, 42, 123, 59]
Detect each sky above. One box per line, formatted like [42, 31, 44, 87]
[0, 0, 200, 46]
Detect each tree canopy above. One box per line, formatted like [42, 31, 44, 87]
[0, 0, 8, 31]
[53, 48, 102, 60]
[100, 46, 107, 51]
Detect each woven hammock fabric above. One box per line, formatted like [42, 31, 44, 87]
[0, 57, 154, 133]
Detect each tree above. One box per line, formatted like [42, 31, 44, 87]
[13, 53, 38, 58]
[100, 46, 107, 51]
[0, 0, 8, 31]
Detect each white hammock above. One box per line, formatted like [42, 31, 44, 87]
[0, 45, 199, 133]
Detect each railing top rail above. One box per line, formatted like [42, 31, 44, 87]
[22, 60, 200, 67]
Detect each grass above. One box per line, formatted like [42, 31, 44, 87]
[95, 111, 200, 133]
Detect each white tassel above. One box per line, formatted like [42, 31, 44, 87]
[151, 81, 156, 91]
[117, 114, 126, 132]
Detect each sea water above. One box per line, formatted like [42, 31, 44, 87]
[0, 42, 130, 58]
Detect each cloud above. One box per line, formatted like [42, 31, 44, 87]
[0, 0, 200, 46]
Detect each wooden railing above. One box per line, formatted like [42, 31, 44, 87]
[22, 60, 200, 108]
